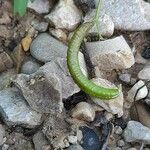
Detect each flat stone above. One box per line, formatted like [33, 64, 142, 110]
[28, 0, 50, 14]
[127, 80, 148, 102]
[45, 0, 82, 31]
[95, 0, 150, 31]
[138, 64, 150, 80]
[0, 125, 5, 146]
[123, 121, 150, 144]
[21, 57, 41, 74]
[30, 33, 67, 63]
[33, 131, 49, 150]
[84, 11, 114, 37]
[13, 72, 63, 114]
[86, 36, 135, 71]
[71, 102, 95, 122]
[91, 78, 124, 117]
[0, 88, 42, 128]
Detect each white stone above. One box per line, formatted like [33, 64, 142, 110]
[123, 121, 150, 144]
[127, 80, 148, 102]
[91, 78, 124, 117]
[45, 0, 82, 31]
[95, 0, 150, 31]
[84, 11, 114, 37]
[86, 36, 135, 71]
[138, 64, 150, 81]
[28, 0, 50, 14]
[71, 102, 95, 122]
[67, 136, 78, 144]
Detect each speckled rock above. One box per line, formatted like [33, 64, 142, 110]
[127, 80, 148, 102]
[30, 33, 67, 63]
[21, 58, 41, 74]
[138, 64, 150, 80]
[84, 11, 114, 37]
[86, 36, 135, 71]
[0, 88, 42, 128]
[95, 0, 150, 31]
[71, 102, 95, 122]
[123, 121, 150, 144]
[91, 78, 124, 117]
[28, 0, 50, 14]
[45, 0, 82, 31]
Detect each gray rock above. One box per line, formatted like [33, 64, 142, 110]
[2, 144, 9, 150]
[71, 102, 95, 122]
[0, 125, 5, 146]
[95, 0, 150, 31]
[127, 80, 148, 102]
[138, 64, 150, 80]
[30, 33, 67, 63]
[33, 131, 49, 150]
[31, 19, 48, 32]
[123, 121, 150, 144]
[91, 78, 124, 117]
[84, 11, 114, 37]
[86, 36, 135, 71]
[28, 0, 50, 14]
[0, 88, 42, 128]
[127, 148, 137, 150]
[67, 135, 78, 144]
[37, 57, 87, 99]
[114, 126, 123, 135]
[21, 58, 41, 74]
[119, 74, 131, 84]
[114, 147, 122, 150]
[117, 140, 125, 147]
[13, 72, 63, 114]
[45, 0, 82, 31]
[67, 144, 84, 150]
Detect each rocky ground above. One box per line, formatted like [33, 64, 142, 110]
[0, 0, 150, 150]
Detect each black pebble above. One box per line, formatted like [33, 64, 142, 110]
[79, 126, 101, 150]
[141, 46, 150, 59]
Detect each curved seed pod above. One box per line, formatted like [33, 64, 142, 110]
[67, 22, 119, 99]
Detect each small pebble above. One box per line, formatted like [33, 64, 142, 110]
[2, 144, 9, 150]
[67, 144, 84, 150]
[31, 20, 48, 32]
[119, 73, 131, 84]
[114, 147, 122, 150]
[141, 46, 150, 59]
[114, 126, 123, 135]
[127, 148, 137, 150]
[21, 35, 32, 52]
[67, 135, 78, 144]
[117, 140, 125, 147]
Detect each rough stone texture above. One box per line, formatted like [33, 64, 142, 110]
[67, 135, 78, 144]
[91, 78, 124, 117]
[30, 33, 67, 63]
[71, 102, 95, 122]
[31, 19, 49, 32]
[28, 0, 50, 14]
[127, 80, 148, 102]
[0, 69, 16, 91]
[21, 58, 41, 74]
[95, 0, 150, 31]
[0, 88, 42, 128]
[138, 64, 150, 80]
[33, 131, 49, 150]
[13, 72, 63, 114]
[0, 125, 5, 146]
[123, 121, 150, 144]
[5, 132, 34, 150]
[37, 57, 87, 99]
[42, 112, 70, 149]
[86, 36, 135, 71]
[45, 0, 82, 31]
[84, 11, 114, 37]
